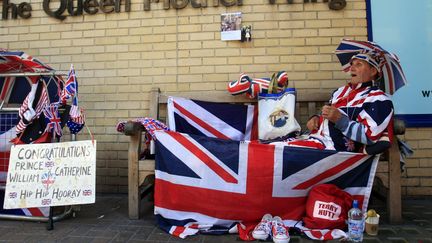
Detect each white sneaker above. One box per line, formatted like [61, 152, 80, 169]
[252, 214, 273, 240]
[271, 216, 290, 243]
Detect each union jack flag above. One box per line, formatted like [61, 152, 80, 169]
[154, 131, 379, 238]
[116, 117, 169, 148]
[167, 96, 258, 141]
[43, 104, 62, 137]
[66, 66, 85, 134]
[41, 171, 56, 190]
[83, 190, 92, 196]
[0, 50, 53, 74]
[61, 64, 77, 103]
[42, 199, 51, 206]
[45, 161, 55, 167]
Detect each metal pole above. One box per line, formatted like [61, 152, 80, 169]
[0, 72, 68, 77]
[46, 134, 60, 231]
[46, 207, 54, 230]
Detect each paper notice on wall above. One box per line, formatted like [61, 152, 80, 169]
[221, 12, 242, 41]
[3, 140, 96, 209]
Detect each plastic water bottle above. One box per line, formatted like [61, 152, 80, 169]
[347, 200, 364, 242]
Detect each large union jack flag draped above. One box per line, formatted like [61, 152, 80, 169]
[154, 130, 379, 238]
[167, 96, 258, 141]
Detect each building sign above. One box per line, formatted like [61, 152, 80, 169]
[3, 140, 96, 209]
[369, 0, 432, 126]
[1, 0, 346, 20]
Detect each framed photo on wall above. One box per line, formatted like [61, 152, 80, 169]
[221, 12, 242, 41]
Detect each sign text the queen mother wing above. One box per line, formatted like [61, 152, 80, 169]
[4, 140, 96, 209]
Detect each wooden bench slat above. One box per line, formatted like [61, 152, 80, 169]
[157, 91, 330, 104]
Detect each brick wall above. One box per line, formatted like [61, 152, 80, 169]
[400, 128, 432, 197]
[1, 0, 430, 196]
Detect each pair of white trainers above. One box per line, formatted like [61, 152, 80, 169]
[252, 214, 290, 243]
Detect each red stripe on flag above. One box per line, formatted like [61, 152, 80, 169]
[334, 86, 365, 107]
[171, 226, 186, 237]
[352, 98, 366, 106]
[246, 142, 275, 198]
[27, 208, 44, 217]
[359, 118, 382, 142]
[168, 132, 238, 183]
[335, 85, 350, 101]
[154, 179, 307, 222]
[293, 154, 366, 190]
[173, 101, 230, 140]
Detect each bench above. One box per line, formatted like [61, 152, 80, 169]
[123, 87, 405, 224]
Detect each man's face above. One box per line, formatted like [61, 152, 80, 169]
[349, 59, 378, 85]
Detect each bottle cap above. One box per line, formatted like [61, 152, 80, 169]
[353, 200, 358, 208]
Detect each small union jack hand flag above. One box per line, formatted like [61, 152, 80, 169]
[61, 64, 77, 104]
[43, 104, 62, 137]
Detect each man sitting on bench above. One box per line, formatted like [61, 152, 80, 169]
[289, 52, 394, 154]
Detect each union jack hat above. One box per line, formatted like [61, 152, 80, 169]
[336, 39, 408, 95]
[350, 52, 381, 74]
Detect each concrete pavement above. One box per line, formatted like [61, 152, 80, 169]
[0, 194, 431, 242]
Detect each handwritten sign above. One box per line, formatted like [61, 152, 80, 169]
[3, 140, 96, 209]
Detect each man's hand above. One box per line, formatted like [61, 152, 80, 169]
[307, 116, 320, 131]
[322, 105, 342, 123]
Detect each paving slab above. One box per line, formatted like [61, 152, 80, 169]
[0, 194, 430, 242]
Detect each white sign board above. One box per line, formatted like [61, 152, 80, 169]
[3, 140, 96, 209]
[371, 0, 432, 117]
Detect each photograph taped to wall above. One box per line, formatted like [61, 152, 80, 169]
[221, 12, 242, 41]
